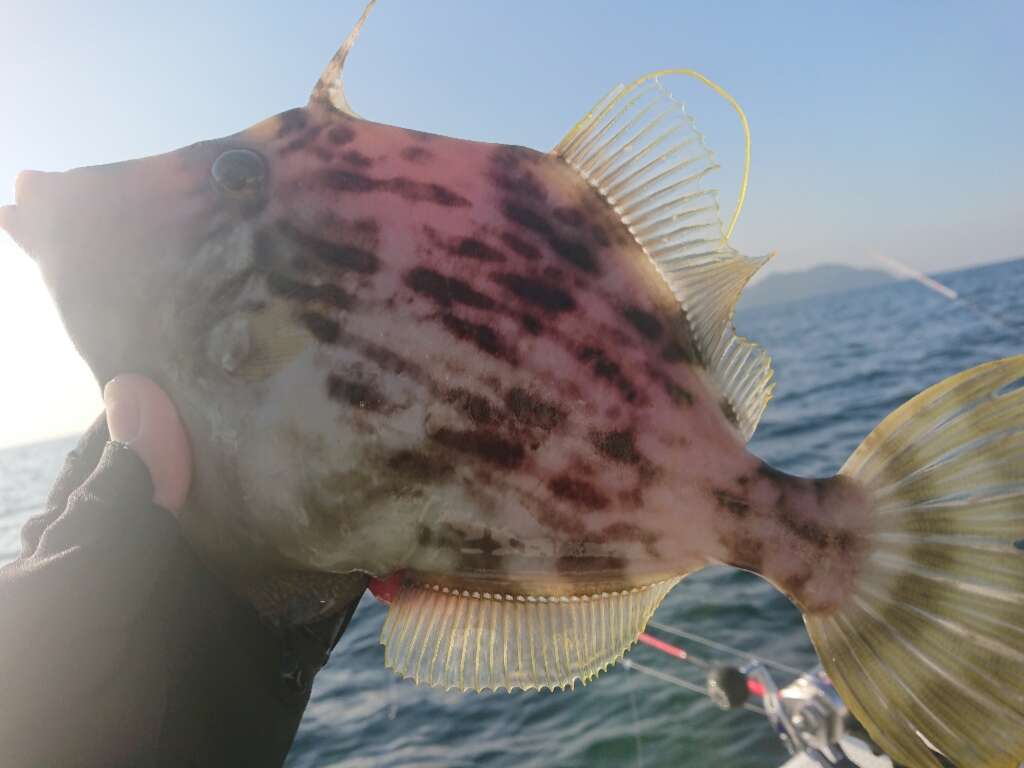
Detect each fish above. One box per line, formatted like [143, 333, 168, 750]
[2, 5, 1024, 766]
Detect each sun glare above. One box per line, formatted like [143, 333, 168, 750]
[0, 235, 101, 449]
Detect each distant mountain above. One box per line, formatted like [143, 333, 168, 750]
[737, 264, 896, 310]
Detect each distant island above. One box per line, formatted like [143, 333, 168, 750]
[737, 264, 896, 310]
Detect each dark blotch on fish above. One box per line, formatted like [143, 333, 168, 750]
[501, 201, 599, 274]
[659, 376, 694, 407]
[276, 109, 307, 138]
[406, 267, 495, 309]
[500, 231, 541, 261]
[505, 388, 565, 431]
[462, 529, 503, 557]
[549, 475, 609, 510]
[279, 220, 379, 274]
[267, 273, 354, 309]
[757, 465, 842, 549]
[592, 430, 643, 464]
[777, 506, 830, 549]
[713, 489, 751, 518]
[623, 307, 663, 340]
[720, 531, 764, 572]
[400, 146, 433, 163]
[322, 169, 470, 208]
[500, 200, 551, 237]
[446, 388, 498, 425]
[590, 224, 611, 248]
[441, 314, 506, 360]
[662, 340, 696, 364]
[579, 346, 637, 402]
[553, 207, 585, 228]
[491, 147, 548, 202]
[281, 125, 324, 155]
[491, 273, 575, 314]
[550, 238, 596, 274]
[834, 529, 857, 555]
[327, 124, 356, 145]
[341, 150, 373, 168]
[431, 428, 525, 468]
[455, 237, 506, 263]
[355, 337, 424, 381]
[417, 524, 433, 546]
[521, 314, 542, 335]
[301, 312, 340, 344]
[388, 450, 454, 482]
[327, 373, 387, 411]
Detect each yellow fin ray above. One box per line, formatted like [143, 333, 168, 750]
[554, 74, 773, 440]
[807, 356, 1024, 767]
[380, 577, 681, 692]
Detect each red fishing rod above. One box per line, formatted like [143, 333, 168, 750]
[636, 631, 767, 701]
[627, 626, 895, 767]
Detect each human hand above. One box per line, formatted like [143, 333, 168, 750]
[102, 374, 192, 512]
[4, 375, 354, 767]
[18, 374, 192, 561]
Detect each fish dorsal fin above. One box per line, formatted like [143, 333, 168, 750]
[554, 72, 774, 440]
[380, 576, 682, 691]
[309, 0, 377, 115]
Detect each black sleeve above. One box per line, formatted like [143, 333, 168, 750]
[0, 416, 364, 768]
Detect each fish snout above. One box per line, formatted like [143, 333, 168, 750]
[14, 169, 48, 205]
[1, 170, 65, 256]
[0, 204, 16, 243]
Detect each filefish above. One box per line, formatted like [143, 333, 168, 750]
[3, 5, 1023, 766]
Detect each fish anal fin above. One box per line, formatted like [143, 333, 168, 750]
[380, 577, 682, 692]
[554, 73, 774, 439]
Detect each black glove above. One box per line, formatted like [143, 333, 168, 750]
[0, 414, 364, 767]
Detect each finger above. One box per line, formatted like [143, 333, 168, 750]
[104, 375, 192, 513]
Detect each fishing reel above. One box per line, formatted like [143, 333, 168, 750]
[707, 663, 890, 767]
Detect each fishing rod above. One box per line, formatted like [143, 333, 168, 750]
[623, 623, 892, 768]
[871, 252, 1017, 333]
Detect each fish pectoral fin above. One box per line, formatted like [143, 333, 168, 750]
[380, 577, 682, 692]
[554, 73, 774, 440]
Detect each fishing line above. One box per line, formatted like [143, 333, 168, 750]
[632, 69, 752, 240]
[627, 668, 646, 768]
[646, 620, 804, 677]
[622, 658, 768, 717]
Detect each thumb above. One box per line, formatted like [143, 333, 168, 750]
[103, 374, 192, 513]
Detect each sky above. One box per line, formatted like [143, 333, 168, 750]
[0, 0, 1021, 448]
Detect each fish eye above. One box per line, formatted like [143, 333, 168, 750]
[211, 149, 267, 197]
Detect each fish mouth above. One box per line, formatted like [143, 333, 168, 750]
[0, 204, 23, 251]
[1, 170, 50, 255]
[0, 202, 40, 260]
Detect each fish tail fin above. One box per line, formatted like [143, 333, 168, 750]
[805, 355, 1024, 767]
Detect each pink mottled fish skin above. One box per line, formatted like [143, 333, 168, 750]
[9, 102, 869, 616]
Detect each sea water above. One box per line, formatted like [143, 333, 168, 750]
[2, 258, 1021, 767]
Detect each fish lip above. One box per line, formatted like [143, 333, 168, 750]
[0, 204, 31, 256]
